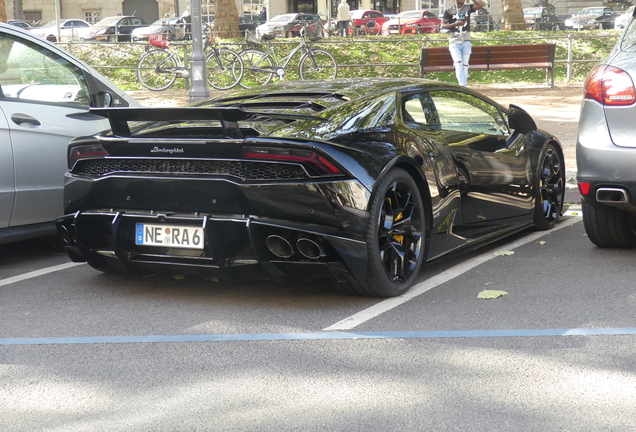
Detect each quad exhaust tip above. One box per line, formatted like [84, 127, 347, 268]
[266, 235, 293, 258]
[266, 235, 326, 260]
[296, 238, 326, 260]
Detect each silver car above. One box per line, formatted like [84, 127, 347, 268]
[577, 6, 636, 247]
[0, 23, 139, 244]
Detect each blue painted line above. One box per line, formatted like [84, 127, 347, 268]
[2, 327, 636, 346]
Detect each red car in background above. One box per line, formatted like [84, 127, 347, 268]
[381, 10, 441, 35]
[349, 9, 389, 35]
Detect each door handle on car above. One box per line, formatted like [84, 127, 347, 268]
[11, 113, 41, 127]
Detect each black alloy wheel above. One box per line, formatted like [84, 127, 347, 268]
[534, 143, 565, 230]
[334, 168, 426, 297]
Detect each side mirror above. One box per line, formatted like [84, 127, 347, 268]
[508, 104, 537, 135]
[95, 91, 113, 107]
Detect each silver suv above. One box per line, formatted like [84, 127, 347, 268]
[577, 6, 636, 247]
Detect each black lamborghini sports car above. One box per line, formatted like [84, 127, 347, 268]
[56, 78, 565, 297]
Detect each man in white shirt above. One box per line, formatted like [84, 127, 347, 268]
[441, 0, 486, 86]
[337, 0, 351, 37]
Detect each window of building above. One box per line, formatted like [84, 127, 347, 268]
[84, 11, 102, 25]
[23, 10, 42, 23]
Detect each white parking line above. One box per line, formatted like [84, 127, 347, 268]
[0, 262, 85, 288]
[324, 217, 582, 331]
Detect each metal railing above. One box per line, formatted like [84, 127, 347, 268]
[61, 31, 620, 88]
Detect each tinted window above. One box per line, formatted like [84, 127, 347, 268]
[429, 91, 508, 135]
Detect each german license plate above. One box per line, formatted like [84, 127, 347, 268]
[135, 223, 204, 249]
[390, 30, 399, 34]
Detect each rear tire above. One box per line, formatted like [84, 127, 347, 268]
[582, 201, 636, 248]
[333, 168, 425, 297]
[239, 49, 274, 88]
[298, 49, 338, 80]
[137, 49, 178, 91]
[206, 48, 244, 90]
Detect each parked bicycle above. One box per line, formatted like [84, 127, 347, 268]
[202, 23, 244, 90]
[239, 23, 338, 89]
[137, 32, 244, 91]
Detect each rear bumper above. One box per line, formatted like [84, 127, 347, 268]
[56, 210, 369, 282]
[577, 99, 636, 211]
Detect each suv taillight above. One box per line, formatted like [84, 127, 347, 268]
[584, 65, 636, 106]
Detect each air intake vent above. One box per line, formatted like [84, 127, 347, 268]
[72, 158, 310, 180]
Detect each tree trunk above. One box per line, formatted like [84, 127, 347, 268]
[214, 0, 241, 38]
[501, 0, 526, 30]
[0, 0, 7, 23]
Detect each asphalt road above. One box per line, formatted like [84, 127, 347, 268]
[2, 213, 636, 431]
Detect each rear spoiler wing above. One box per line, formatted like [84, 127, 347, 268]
[90, 107, 326, 138]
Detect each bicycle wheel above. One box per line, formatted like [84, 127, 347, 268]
[298, 49, 338, 81]
[239, 49, 274, 89]
[137, 49, 178, 91]
[206, 48, 244, 91]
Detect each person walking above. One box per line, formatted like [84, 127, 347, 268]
[442, 0, 485, 87]
[337, 0, 351, 37]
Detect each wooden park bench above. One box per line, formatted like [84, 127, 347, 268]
[419, 43, 556, 88]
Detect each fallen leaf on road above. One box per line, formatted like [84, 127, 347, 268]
[537, 241, 546, 245]
[493, 250, 515, 256]
[478, 290, 509, 299]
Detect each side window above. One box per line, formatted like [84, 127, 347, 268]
[0, 34, 91, 106]
[403, 93, 439, 127]
[429, 91, 509, 135]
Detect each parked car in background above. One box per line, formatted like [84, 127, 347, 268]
[80, 16, 147, 42]
[565, 7, 618, 30]
[577, 5, 636, 248]
[349, 9, 389, 35]
[0, 23, 139, 245]
[471, 8, 495, 31]
[255, 13, 322, 38]
[131, 18, 186, 41]
[381, 10, 441, 35]
[524, 7, 565, 30]
[8, 20, 32, 30]
[615, 5, 635, 29]
[29, 18, 91, 42]
[55, 78, 564, 297]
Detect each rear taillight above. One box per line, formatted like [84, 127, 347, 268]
[242, 146, 342, 175]
[69, 144, 108, 168]
[584, 65, 636, 106]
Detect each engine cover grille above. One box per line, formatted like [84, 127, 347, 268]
[72, 158, 310, 180]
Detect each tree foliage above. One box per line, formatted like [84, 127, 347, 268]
[214, 0, 241, 38]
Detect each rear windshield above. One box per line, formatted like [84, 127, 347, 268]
[621, 12, 636, 51]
